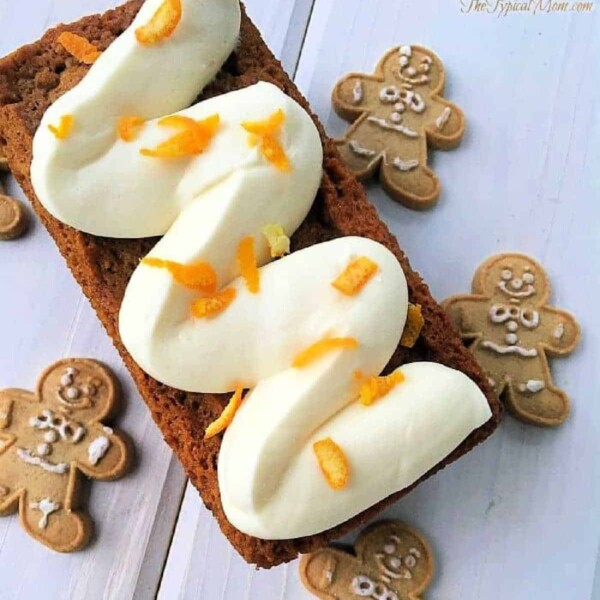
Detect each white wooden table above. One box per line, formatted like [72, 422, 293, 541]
[0, 1, 598, 598]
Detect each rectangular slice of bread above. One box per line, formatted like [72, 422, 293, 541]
[0, 0, 501, 568]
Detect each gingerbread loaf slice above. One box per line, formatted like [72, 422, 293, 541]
[0, 0, 501, 568]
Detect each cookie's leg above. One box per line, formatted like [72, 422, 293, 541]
[21, 491, 91, 552]
[505, 378, 569, 427]
[335, 119, 384, 180]
[379, 139, 440, 210]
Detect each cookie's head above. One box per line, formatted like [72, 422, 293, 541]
[379, 46, 445, 92]
[300, 521, 433, 600]
[474, 254, 550, 304]
[37, 359, 118, 422]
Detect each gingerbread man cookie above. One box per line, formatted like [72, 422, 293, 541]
[332, 45, 465, 210]
[0, 359, 131, 551]
[443, 254, 580, 427]
[300, 521, 433, 600]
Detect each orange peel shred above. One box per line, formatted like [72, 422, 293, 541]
[356, 371, 405, 406]
[143, 257, 217, 295]
[135, 0, 182, 45]
[241, 109, 291, 172]
[141, 114, 220, 158]
[292, 337, 359, 369]
[313, 438, 350, 490]
[48, 115, 74, 140]
[331, 256, 379, 296]
[205, 386, 245, 439]
[58, 32, 102, 64]
[400, 304, 425, 348]
[118, 116, 146, 142]
[191, 288, 237, 319]
[237, 236, 260, 294]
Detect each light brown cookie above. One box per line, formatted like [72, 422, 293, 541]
[0, 359, 132, 552]
[300, 521, 433, 600]
[0, 193, 28, 240]
[443, 253, 580, 427]
[332, 45, 465, 210]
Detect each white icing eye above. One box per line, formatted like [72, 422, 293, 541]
[404, 554, 417, 568]
[379, 86, 400, 103]
[389, 557, 401, 569]
[501, 269, 512, 280]
[65, 387, 80, 400]
[351, 575, 375, 596]
[419, 62, 430, 73]
[399, 55, 409, 67]
[523, 272, 534, 284]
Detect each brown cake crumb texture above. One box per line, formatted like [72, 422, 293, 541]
[0, 0, 501, 567]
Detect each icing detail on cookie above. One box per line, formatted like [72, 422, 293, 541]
[353, 80, 364, 104]
[367, 116, 418, 138]
[16, 448, 69, 475]
[88, 436, 111, 466]
[380, 86, 401, 104]
[29, 498, 61, 529]
[518, 380, 545, 393]
[36, 443, 51, 457]
[554, 322, 565, 340]
[29, 409, 86, 443]
[349, 140, 377, 157]
[435, 107, 452, 130]
[481, 340, 538, 357]
[392, 157, 419, 172]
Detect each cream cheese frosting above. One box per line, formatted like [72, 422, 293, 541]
[31, 0, 493, 542]
[31, 0, 242, 237]
[220, 362, 492, 539]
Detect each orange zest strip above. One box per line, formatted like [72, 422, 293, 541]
[118, 116, 146, 142]
[313, 437, 349, 490]
[241, 109, 291, 172]
[135, 0, 182, 45]
[143, 257, 217, 295]
[205, 386, 244, 439]
[356, 371, 405, 406]
[292, 337, 359, 369]
[331, 256, 379, 296]
[191, 288, 237, 319]
[237, 236, 260, 294]
[141, 114, 220, 158]
[400, 304, 425, 348]
[48, 115, 74, 140]
[58, 32, 102, 64]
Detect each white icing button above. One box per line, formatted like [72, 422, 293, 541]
[505, 333, 518, 345]
[506, 320, 518, 332]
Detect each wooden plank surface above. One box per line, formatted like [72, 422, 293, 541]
[1, 0, 599, 599]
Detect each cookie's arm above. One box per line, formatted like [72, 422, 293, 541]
[332, 74, 382, 122]
[442, 295, 489, 339]
[538, 307, 580, 356]
[74, 427, 131, 481]
[424, 97, 466, 150]
[0, 389, 36, 433]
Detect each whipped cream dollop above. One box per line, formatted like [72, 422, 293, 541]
[31, 0, 242, 237]
[31, 0, 492, 541]
[220, 362, 491, 539]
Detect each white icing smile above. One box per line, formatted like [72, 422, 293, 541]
[498, 280, 536, 298]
